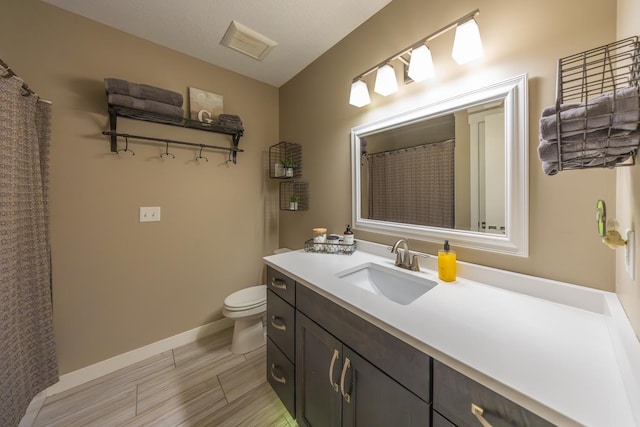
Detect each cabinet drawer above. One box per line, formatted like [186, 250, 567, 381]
[267, 289, 295, 362]
[296, 283, 431, 403]
[433, 360, 555, 427]
[267, 266, 295, 305]
[267, 338, 295, 418]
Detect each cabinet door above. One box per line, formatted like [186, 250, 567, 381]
[341, 347, 430, 427]
[296, 313, 342, 427]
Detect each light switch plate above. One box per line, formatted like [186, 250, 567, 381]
[140, 207, 161, 222]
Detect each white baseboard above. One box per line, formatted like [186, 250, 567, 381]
[46, 318, 233, 397]
[18, 390, 47, 427]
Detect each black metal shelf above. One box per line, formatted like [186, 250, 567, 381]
[103, 105, 244, 163]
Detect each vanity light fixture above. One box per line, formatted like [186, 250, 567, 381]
[348, 9, 483, 107]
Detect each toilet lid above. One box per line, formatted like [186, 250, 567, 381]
[224, 285, 266, 309]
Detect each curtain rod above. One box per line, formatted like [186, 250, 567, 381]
[0, 57, 38, 97]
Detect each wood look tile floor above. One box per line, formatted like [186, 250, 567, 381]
[33, 328, 296, 426]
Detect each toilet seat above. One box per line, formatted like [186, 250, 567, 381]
[223, 285, 266, 310]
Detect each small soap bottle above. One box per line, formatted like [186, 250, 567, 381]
[343, 225, 354, 245]
[438, 240, 456, 282]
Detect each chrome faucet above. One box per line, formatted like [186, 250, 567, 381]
[390, 239, 426, 271]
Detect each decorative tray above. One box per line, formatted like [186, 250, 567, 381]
[304, 239, 357, 255]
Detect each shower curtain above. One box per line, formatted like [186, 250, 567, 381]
[0, 67, 58, 426]
[367, 139, 455, 228]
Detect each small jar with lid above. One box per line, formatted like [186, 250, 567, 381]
[313, 228, 327, 251]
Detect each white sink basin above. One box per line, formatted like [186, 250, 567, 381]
[336, 263, 437, 305]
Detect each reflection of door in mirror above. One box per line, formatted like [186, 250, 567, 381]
[468, 102, 505, 234]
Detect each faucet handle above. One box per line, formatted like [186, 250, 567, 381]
[409, 253, 428, 271]
[394, 250, 404, 265]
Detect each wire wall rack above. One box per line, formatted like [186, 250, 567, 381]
[548, 36, 640, 173]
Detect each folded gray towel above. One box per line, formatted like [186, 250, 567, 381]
[108, 94, 184, 119]
[105, 78, 183, 107]
[219, 113, 242, 123]
[542, 153, 632, 175]
[540, 86, 640, 140]
[218, 113, 244, 130]
[537, 129, 640, 162]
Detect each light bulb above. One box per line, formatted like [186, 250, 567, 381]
[452, 18, 484, 64]
[408, 45, 435, 82]
[374, 64, 398, 96]
[349, 79, 371, 107]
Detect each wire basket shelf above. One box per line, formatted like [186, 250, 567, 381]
[546, 36, 640, 173]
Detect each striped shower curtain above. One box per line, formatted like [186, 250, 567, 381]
[0, 66, 58, 426]
[366, 139, 455, 228]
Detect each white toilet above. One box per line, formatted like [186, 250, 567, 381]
[223, 284, 267, 354]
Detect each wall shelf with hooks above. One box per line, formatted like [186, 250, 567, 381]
[103, 105, 244, 163]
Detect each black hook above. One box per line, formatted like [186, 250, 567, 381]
[117, 136, 135, 156]
[161, 141, 175, 159]
[196, 145, 208, 162]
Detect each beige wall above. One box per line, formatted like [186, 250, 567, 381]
[279, 0, 618, 289]
[616, 0, 640, 338]
[1, 0, 279, 373]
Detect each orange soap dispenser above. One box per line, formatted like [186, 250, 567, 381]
[438, 240, 456, 282]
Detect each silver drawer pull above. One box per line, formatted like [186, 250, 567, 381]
[270, 278, 287, 290]
[471, 403, 493, 427]
[339, 357, 351, 403]
[270, 363, 286, 384]
[270, 315, 287, 331]
[328, 349, 340, 392]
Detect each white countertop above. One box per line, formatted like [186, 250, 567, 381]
[264, 241, 640, 427]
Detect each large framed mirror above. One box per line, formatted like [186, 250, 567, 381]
[351, 74, 528, 256]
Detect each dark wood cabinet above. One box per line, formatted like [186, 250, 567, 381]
[265, 265, 553, 427]
[296, 312, 430, 427]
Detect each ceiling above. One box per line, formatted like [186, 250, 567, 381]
[41, 0, 392, 87]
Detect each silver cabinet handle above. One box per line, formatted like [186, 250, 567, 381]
[270, 278, 287, 290]
[270, 363, 286, 384]
[339, 357, 351, 403]
[270, 315, 287, 331]
[328, 349, 340, 392]
[471, 403, 493, 427]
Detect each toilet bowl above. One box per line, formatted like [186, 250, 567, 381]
[223, 285, 267, 354]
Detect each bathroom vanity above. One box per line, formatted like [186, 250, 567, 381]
[264, 242, 640, 426]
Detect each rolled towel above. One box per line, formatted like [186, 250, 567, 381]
[105, 78, 183, 107]
[108, 94, 184, 119]
[540, 86, 640, 140]
[537, 129, 640, 162]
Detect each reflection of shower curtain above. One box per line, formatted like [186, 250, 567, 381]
[1, 68, 58, 426]
[367, 140, 455, 228]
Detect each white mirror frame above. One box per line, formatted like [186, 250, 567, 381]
[351, 73, 528, 257]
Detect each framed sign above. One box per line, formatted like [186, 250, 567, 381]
[189, 87, 223, 123]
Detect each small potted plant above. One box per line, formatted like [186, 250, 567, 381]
[289, 194, 300, 210]
[280, 157, 297, 177]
